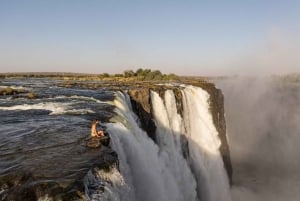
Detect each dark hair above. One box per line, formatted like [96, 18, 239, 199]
[92, 119, 99, 124]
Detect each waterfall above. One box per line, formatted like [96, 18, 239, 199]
[181, 86, 231, 201]
[150, 90, 198, 201]
[107, 92, 183, 201]
[105, 85, 230, 201]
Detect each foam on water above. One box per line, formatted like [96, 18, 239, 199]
[0, 85, 31, 90]
[0, 102, 95, 115]
[84, 166, 126, 201]
[53, 95, 105, 103]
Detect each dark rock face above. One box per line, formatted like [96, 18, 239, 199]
[127, 82, 233, 183]
[85, 136, 111, 148]
[128, 89, 157, 142]
[204, 85, 233, 184]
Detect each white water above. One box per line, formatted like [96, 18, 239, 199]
[0, 102, 95, 115]
[107, 92, 182, 201]
[0, 85, 31, 90]
[53, 95, 105, 103]
[104, 86, 230, 201]
[150, 90, 198, 201]
[84, 167, 125, 201]
[181, 86, 231, 201]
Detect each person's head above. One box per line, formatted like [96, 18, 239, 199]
[92, 119, 100, 125]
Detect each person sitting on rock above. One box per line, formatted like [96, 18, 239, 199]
[91, 119, 105, 138]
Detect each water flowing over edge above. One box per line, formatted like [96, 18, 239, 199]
[0, 84, 230, 201]
[101, 85, 230, 201]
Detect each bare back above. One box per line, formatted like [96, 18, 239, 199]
[91, 120, 105, 137]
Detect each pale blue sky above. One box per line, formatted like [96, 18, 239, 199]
[0, 0, 299, 75]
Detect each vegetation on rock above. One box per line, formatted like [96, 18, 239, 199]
[0, 69, 180, 81]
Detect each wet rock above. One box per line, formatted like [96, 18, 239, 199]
[27, 92, 37, 99]
[85, 136, 110, 148]
[0, 147, 118, 201]
[84, 132, 111, 148]
[86, 137, 102, 148]
[128, 89, 157, 142]
[99, 136, 110, 147]
[0, 87, 27, 96]
[92, 147, 119, 171]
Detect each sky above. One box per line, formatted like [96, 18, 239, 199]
[0, 0, 299, 76]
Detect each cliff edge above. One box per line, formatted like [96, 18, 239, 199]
[127, 81, 233, 183]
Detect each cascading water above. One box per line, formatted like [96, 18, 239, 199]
[105, 85, 231, 201]
[181, 86, 231, 201]
[107, 92, 184, 201]
[150, 90, 198, 201]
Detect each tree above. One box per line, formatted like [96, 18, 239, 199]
[165, 73, 179, 80]
[142, 69, 151, 76]
[123, 70, 135, 78]
[136, 68, 144, 76]
[102, 73, 110, 78]
[114, 73, 123, 77]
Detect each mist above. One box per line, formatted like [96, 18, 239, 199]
[216, 77, 300, 201]
[224, 30, 300, 76]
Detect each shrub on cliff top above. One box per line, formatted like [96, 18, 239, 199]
[119, 68, 178, 81]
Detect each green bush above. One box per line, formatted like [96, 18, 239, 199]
[102, 73, 110, 78]
[123, 70, 135, 78]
